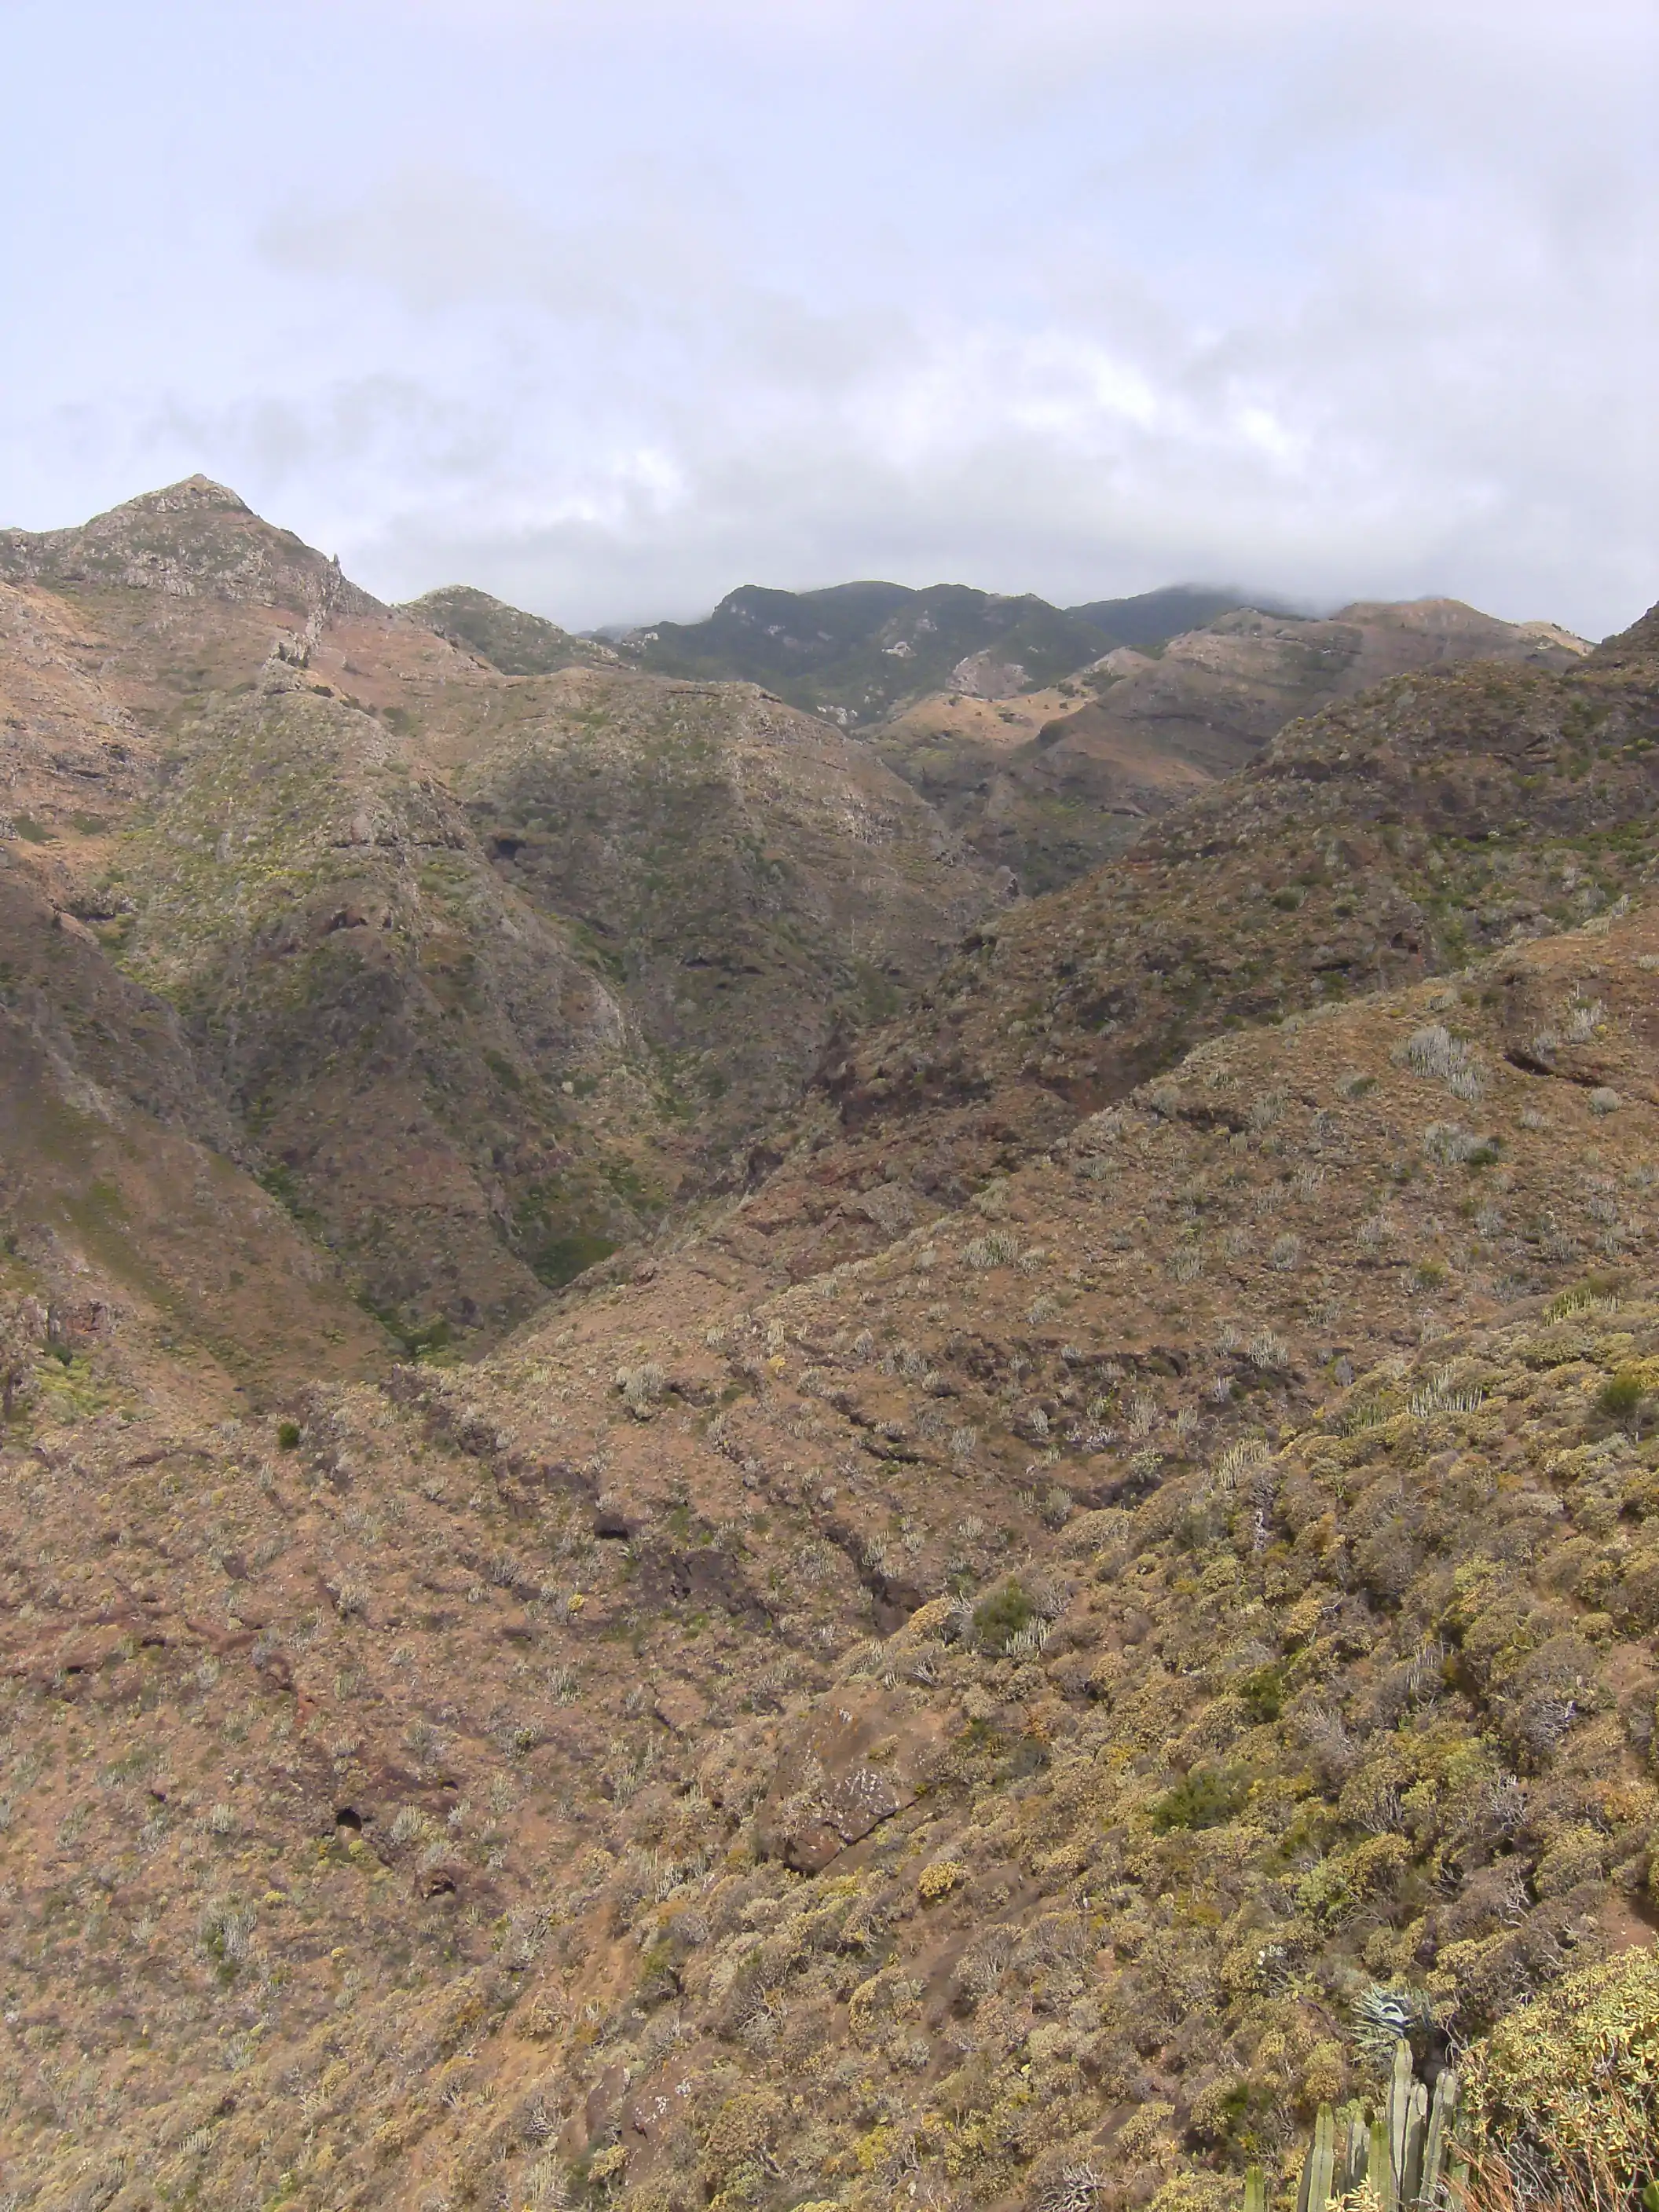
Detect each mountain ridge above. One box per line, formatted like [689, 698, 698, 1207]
[611, 580, 1284, 727]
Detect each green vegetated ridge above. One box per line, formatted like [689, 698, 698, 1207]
[620, 583, 1270, 727]
[402, 585, 624, 678]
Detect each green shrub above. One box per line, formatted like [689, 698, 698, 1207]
[1595, 1370, 1646, 1428]
[1237, 1663, 1285, 1723]
[972, 1580, 1035, 1653]
[276, 1420, 301, 1450]
[1463, 1939, 1659, 2199]
[1151, 1767, 1250, 1833]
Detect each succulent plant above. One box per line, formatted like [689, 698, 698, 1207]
[1276, 2045, 1457, 2212]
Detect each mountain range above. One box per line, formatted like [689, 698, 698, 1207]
[0, 477, 1654, 2212]
[611, 582, 1271, 725]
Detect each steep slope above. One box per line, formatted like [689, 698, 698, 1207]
[0, 861, 388, 1408]
[110, 661, 669, 1335]
[0, 482, 997, 1342]
[5, 895, 1659, 2210]
[874, 600, 1591, 895]
[622, 584, 1276, 728]
[813, 602, 1654, 1225]
[0, 576, 390, 1397]
[421, 665, 998, 1154]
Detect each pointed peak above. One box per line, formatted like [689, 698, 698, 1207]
[112, 475, 253, 518]
[0, 477, 379, 618]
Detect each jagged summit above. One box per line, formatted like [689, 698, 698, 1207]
[0, 474, 380, 617]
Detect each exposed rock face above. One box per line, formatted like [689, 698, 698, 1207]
[0, 475, 381, 617]
[756, 1678, 948, 1871]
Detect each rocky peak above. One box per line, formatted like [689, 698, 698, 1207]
[110, 472, 252, 517]
[1588, 595, 1659, 668]
[0, 476, 381, 619]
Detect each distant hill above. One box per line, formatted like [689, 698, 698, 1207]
[614, 580, 1286, 724]
[873, 597, 1592, 894]
[401, 584, 623, 677]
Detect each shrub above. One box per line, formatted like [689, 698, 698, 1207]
[917, 1860, 966, 1903]
[616, 1361, 665, 1417]
[276, 1420, 301, 1450]
[1236, 1664, 1285, 1723]
[965, 1229, 1020, 1269]
[1462, 1939, 1659, 2201]
[1151, 1767, 1249, 1833]
[1214, 1437, 1269, 1489]
[1595, 1370, 1647, 1429]
[1399, 1023, 1485, 1101]
[973, 1580, 1036, 1652]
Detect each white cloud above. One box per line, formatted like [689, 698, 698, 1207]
[0, 0, 1653, 634]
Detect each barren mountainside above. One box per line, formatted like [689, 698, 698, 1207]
[871, 601, 1591, 895]
[0, 479, 1656, 2212]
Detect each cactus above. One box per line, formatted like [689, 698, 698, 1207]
[1335, 2107, 1370, 2195]
[1386, 2041, 1414, 2192]
[1243, 2167, 1268, 2212]
[1420, 2068, 1458, 2208]
[1269, 2053, 1458, 2212]
[1306, 2104, 1338, 2209]
[1372, 2112, 1397, 2212]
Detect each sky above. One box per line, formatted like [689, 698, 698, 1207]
[0, 0, 1654, 635]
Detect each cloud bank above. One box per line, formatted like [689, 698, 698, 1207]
[0, 0, 1654, 633]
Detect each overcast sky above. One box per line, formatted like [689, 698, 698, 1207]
[1, 1, 1654, 635]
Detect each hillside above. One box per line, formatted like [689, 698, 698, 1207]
[402, 586, 625, 679]
[0, 482, 996, 1357]
[873, 601, 1591, 895]
[0, 580, 1655, 2210]
[619, 584, 1270, 728]
[5, 838, 1659, 2211]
